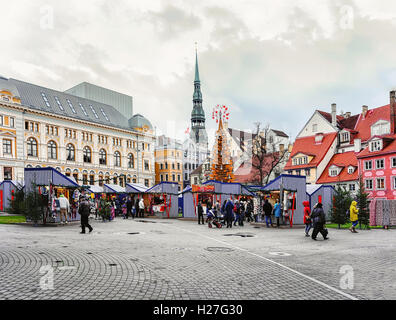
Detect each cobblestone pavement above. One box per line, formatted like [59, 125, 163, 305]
[0, 218, 395, 300]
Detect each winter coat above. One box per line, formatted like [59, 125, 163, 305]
[311, 207, 325, 225]
[350, 201, 359, 222]
[303, 201, 311, 224]
[197, 204, 204, 215]
[126, 200, 133, 211]
[225, 200, 235, 219]
[58, 196, 70, 210]
[78, 200, 90, 217]
[273, 203, 281, 218]
[263, 200, 273, 216]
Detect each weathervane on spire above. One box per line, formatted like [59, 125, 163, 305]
[212, 105, 230, 124]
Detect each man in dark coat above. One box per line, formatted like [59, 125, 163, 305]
[263, 199, 273, 228]
[126, 197, 133, 219]
[225, 198, 235, 228]
[311, 203, 328, 240]
[79, 195, 93, 234]
[134, 197, 140, 218]
[197, 202, 205, 225]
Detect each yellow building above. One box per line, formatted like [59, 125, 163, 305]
[155, 135, 183, 191]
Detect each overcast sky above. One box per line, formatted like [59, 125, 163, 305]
[2, 0, 396, 146]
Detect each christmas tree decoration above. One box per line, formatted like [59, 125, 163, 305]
[210, 105, 234, 183]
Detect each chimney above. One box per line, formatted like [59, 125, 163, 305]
[362, 105, 368, 119]
[331, 103, 337, 127]
[354, 138, 361, 153]
[344, 112, 351, 119]
[391, 91, 396, 134]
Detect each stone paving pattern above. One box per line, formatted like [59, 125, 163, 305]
[0, 218, 395, 300]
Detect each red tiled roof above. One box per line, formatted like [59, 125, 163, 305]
[352, 105, 390, 142]
[357, 133, 396, 158]
[284, 132, 337, 170]
[317, 151, 359, 184]
[318, 111, 359, 130]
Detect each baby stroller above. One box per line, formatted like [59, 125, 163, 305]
[207, 209, 222, 229]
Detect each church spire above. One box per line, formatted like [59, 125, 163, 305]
[194, 46, 200, 83]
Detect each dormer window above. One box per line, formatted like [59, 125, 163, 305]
[347, 166, 355, 174]
[340, 132, 350, 143]
[330, 168, 339, 177]
[369, 139, 382, 152]
[371, 120, 390, 137]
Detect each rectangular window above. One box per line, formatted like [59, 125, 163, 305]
[375, 159, 385, 169]
[89, 175, 95, 185]
[79, 103, 88, 116]
[54, 96, 64, 111]
[3, 139, 12, 155]
[89, 105, 99, 119]
[9, 117, 14, 128]
[365, 179, 373, 190]
[41, 92, 51, 108]
[66, 99, 76, 113]
[144, 179, 149, 187]
[178, 175, 180, 182]
[0, 115, 3, 126]
[392, 158, 396, 168]
[393, 176, 396, 190]
[370, 140, 382, 152]
[3, 167, 12, 180]
[376, 177, 385, 190]
[144, 160, 149, 171]
[25, 121, 29, 130]
[364, 160, 372, 170]
[349, 184, 356, 191]
[305, 169, 310, 176]
[172, 174, 175, 182]
[312, 124, 317, 132]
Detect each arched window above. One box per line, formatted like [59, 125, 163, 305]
[26, 164, 33, 168]
[114, 151, 121, 167]
[89, 171, 95, 185]
[99, 149, 107, 165]
[113, 173, 118, 184]
[65, 168, 71, 177]
[105, 173, 110, 184]
[27, 137, 38, 157]
[128, 154, 134, 169]
[82, 170, 88, 185]
[83, 146, 92, 163]
[47, 140, 57, 159]
[66, 144, 75, 161]
[99, 171, 104, 186]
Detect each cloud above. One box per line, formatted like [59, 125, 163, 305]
[2, 0, 396, 146]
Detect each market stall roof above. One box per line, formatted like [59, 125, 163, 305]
[87, 185, 104, 193]
[103, 184, 126, 194]
[125, 183, 148, 193]
[146, 182, 179, 195]
[180, 185, 192, 195]
[306, 184, 322, 196]
[261, 174, 306, 192]
[24, 167, 80, 188]
[0, 180, 24, 189]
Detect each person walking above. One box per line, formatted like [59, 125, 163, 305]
[273, 199, 282, 228]
[263, 198, 273, 228]
[303, 201, 312, 237]
[239, 201, 245, 227]
[58, 194, 70, 225]
[197, 201, 205, 225]
[246, 199, 254, 222]
[139, 198, 145, 218]
[311, 203, 328, 240]
[233, 200, 241, 226]
[126, 197, 133, 219]
[79, 195, 93, 234]
[349, 200, 359, 233]
[225, 198, 235, 228]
